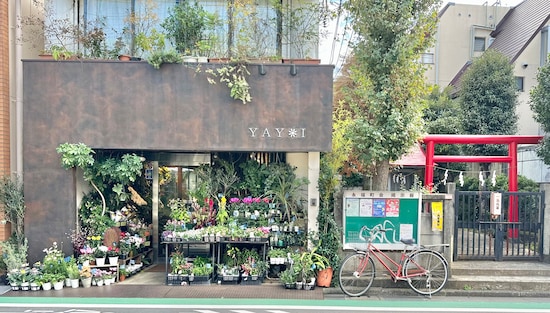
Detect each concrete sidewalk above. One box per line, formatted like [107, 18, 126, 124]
[2, 260, 550, 299]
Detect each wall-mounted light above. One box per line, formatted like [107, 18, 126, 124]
[522, 63, 528, 68]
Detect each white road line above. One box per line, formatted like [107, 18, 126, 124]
[266, 310, 291, 313]
[194, 310, 220, 313]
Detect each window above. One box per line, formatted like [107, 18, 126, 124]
[474, 37, 486, 52]
[421, 53, 434, 64]
[541, 26, 549, 66]
[515, 77, 524, 92]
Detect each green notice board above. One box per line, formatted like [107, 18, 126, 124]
[343, 191, 421, 250]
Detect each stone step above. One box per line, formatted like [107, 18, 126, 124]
[448, 275, 550, 291]
[451, 261, 550, 277]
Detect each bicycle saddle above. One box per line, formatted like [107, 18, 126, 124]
[400, 238, 415, 245]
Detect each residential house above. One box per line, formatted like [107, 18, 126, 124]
[423, 0, 550, 184]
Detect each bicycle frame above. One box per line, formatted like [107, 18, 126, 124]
[356, 227, 430, 282]
[339, 226, 449, 297]
[359, 242, 427, 282]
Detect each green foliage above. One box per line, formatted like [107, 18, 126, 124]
[0, 238, 28, 272]
[168, 199, 190, 222]
[78, 197, 115, 236]
[56, 143, 95, 170]
[459, 49, 518, 157]
[147, 49, 182, 69]
[194, 160, 240, 207]
[316, 154, 343, 271]
[423, 86, 467, 190]
[161, 1, 219, 55]
[530, 55, 550, 165]
[457, 174, 539, 192]
[0, 175, 26, 245]
[340, 0, 439, 190]
[264, 163, 309, 222]
[66, 262, 80, 279]
[57, 143, 144, 234]
[279, 267, 297, 284]
[239, 160, 270, 196]
[122, 0, 165, 57]
[206, 62, 252, 104]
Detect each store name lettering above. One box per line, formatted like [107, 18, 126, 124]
[248, 128, 306, 138]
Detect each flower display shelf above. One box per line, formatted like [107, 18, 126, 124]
[241, 275, 263, 285]
[189, 274, 212, 285]
[89, 264, 119, 283]
[219, 274, 239, 285]
[166, 274, 190, 285]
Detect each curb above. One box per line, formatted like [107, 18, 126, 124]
[321, 286, 550, 298]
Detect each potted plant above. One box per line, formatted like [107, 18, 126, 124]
[28, 267, 42, 291]
[93, 245, 108, 266]
[66, 263, 80, 288]
[0, 175, 28, 281]
[119, 268, 129, 282]
[279, 267, 297, 289]
[19, 1, 80, 59]
[107, 245, 120, 265]
[41, 273, 57, 291]
[103, 271, 114, 285]
[265, 163, 309, 222]
[79, 265, 92, 288]
[50, 273, 65, 290]
[92, 269, 104, 286]
[161, 0, 221, 59]
[147, 49, 182, 69]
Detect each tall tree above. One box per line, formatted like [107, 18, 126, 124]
[423, 85, 466, 191]
[530, 56, 550, 164]
[459, 49, 518, 172]
[339, 0, 440, 190]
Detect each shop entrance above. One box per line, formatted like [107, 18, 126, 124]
[155, 153, 211, 261]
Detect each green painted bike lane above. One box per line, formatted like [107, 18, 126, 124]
[0, 297, 549, 310]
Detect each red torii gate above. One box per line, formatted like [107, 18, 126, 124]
[423, 134, 543, 237]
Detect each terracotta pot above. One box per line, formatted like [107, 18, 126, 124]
[118, 54, 131, 61]
[316, 267, 333, 287]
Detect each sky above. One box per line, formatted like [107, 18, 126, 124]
[321, 0, 526, 74]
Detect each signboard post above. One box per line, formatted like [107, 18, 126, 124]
[343, 191, 422, 250]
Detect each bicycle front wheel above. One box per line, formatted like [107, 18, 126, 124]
[338, 253, 375, 297]
[403, 250, 448, 295]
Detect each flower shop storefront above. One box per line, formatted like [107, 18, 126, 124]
[18, 60, 334, 288]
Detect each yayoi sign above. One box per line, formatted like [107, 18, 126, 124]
[248, 128, 307, 138]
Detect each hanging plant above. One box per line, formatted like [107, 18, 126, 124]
[206, 62, 252, 104]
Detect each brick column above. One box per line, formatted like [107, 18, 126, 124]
[0, 0, 12, 242]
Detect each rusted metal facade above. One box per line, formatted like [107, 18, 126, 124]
[22, 60, 333, 261]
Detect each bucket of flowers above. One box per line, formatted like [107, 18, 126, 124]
[94, 246, 108, 266]
[102, 271, 114, 285]
[91, 268, 104, 286]
[79, 265, 92, 288]
[107, 245, 120, 265]
[78, 246, 95, 266]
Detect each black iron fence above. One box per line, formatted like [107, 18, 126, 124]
[454, 191, 544, 261]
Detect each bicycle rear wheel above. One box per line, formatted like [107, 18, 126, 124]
[403, 250, 448, 295]
[338, 253, 375, 297]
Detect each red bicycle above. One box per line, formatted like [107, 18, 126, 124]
[338, 226, 449, 297]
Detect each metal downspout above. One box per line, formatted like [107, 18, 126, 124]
[15, 0, 23, 176]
